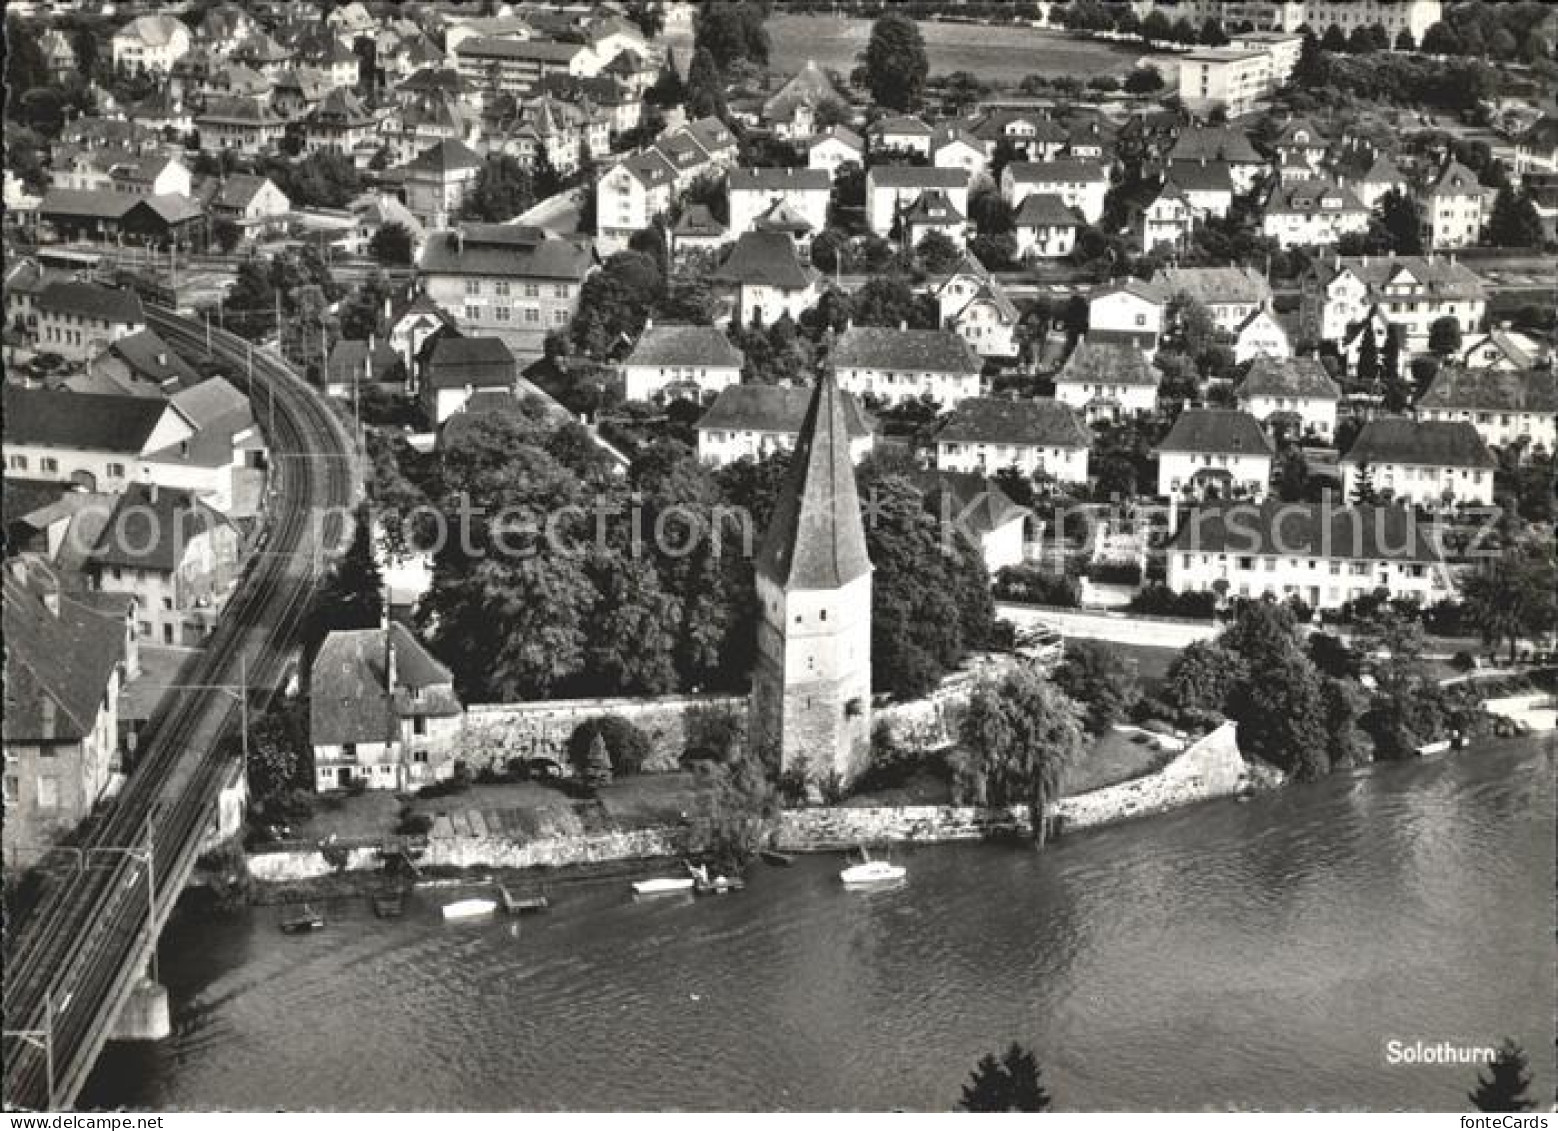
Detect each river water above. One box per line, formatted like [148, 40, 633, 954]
[85, 737, 1554, 1111]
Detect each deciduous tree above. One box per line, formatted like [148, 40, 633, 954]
[860, 12, 928, 111]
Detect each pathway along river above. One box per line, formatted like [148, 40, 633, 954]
[86, 737, 1553, 1111]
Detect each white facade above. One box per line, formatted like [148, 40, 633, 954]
[1178, 48, 1275, 118]
[1001, 166, 1107, 225]
[936, 436, 1088, 483]
[865, 171, 969, 237]
[1232, 308, 1292, 364]
[1054, 378, 1158, 419]
[1089, 287, 1164, 352]
[622, 361, 741, 404]
[808, 135, 863, 177]
[1141, 192, 1193, 253]
[1340, 456, 1494, 507]
[1167, 543, 1449, 611]
[697, 423, 873, 468]
[1239, 390, 1336, 439]
[728, 176, 830, 239]
[834, 364, 980, 410]
[111, 16, 192, 75]
[1158, 450, 1273, 499]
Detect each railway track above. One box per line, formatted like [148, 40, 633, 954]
[2, 307, 359, 1110]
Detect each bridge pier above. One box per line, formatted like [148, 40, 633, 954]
[111, 976, 170, 1042]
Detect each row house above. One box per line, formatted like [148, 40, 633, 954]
[696, 383, 874, 469]
[1166, 501, 1452, 612]
[1340, 418, 1496, 507]
[1155, 408, 1274, 500]
[1414, 367, 1557, 456]
[934, 397, 1091, 484]
[830, 326, 983, 409]
[1301, 254, 1488, 357]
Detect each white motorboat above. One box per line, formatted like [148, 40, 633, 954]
[632, 877, 695, 896]
[441, 897, 498, 921]
[839, 855, 906, 886]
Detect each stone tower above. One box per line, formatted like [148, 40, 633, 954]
[749, 372, 873, 783]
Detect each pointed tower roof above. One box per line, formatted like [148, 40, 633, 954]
[755, 374, 872, 590]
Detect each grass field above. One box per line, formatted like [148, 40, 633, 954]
[667, 14, 1156, 85]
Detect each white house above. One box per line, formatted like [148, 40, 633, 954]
[865, 166, 969, 238]
[1140, 183, 1195, 253]
[620, 322, 744, 404]
[1001, 160, 1108, 225]
[1459, 328, 1546, 372]
[1088, 278, 1165, 356]
[1155, 408, 1274, 499]
[1235, 355, 1341, 439]
[1152, 265, 1273, 335]
[830, 326, 983, 409]
[1340, 418, 1496, 507]
[1166, 501, 1453, 612]
[931, 125, 987, 179]
[934, 397, 1091, 483]
[696, 383, 874, 468]
[936, 260, 1020, 361]
[914, 472, 1029, 575]
[1053, 340, 1159, 422]
[1425, 159, 1491, 251]
[1231, 306, 1293, 364]
[595, 149, 677, 250]
[1415, 367, 1557, 456]
[715, 231, 819, 328]
[868, 115, 934, 157]
[1013, 193, 1082, 260]
[1262, 179, 1370, 249]
[1301, 254, 1487, 358]
[34, 282, 146, 363]
[728, 167, 831, 242]
[808, 126, 865, 177]
[3, 385, 195, 496]
[111, 14, 192, 74]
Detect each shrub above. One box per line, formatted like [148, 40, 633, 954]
[1451, 650, 1478, 672]
[258, 788, 315, 829]
[396, 809, 434, 837]
[851, 723, 933, 795]
[993, 565, 1081, 607]
[567, 715, 653, 776]
[1127, 585, 1216, 619]
[683, 704, 745, 764]
[1087, 560, 1143, 586]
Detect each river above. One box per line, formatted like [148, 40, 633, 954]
[84, 737, 1553, 1111]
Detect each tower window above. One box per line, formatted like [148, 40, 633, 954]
[795, 615, 802, 624]
[819, 609, 827, 621]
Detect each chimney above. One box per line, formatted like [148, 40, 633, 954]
[385, 629, 398, 695]
[41, 697, 56, 740]
[899, 319, 907, 331]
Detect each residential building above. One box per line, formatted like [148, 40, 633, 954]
[86, 480, 240, 646]
[1340, 418, 1496, 506]
[728, 167, 831, 243]
[1012, 193, 1082, 260]
[1152, 265, 1273, 335]
[670, 204, 728, 260]
[421, 336, 519, 424]
[595, 149, 677, 249]
[111, 13, 193, 74]
[109, 154, 191, 198]
[34, 282, 146, 362]
[808, 126, 865, 177]
[417, 224, 594, 358]
[620, 322, 744, 404]
[934, 397, 1091, 483]
[935, 257, 1020, 361]
[1514, 115, 1558, 176]
[1262, 179, 1370, 248]
[1333, 146, 1406, 211]
[1425, 159, 1492, 250]
[3, 386, 196, 495]
[830, 326, 983, 409]
[1232, 305, 1293, 364]
[973, 108, 1068, 162]
[1162, 161, 1235, 219]
[1140, 182, 1195, 253]
[1142, 2, 1442, 45]
[310, 622, 464, 792]
[931, 125, 987, 179]
[453, 36, 596, 93]
[1229, 31, 1303, 85]
[762, 59, 843, 140]
[1459, 327, 1546, 372]
[714, 231, 819, 328]
[402, 139, 484, 230]
[326, 339, 403, 399]
[696, 383, 874, 468]
[1000, 160, 1108, 225]
[868, 116, 934, 157]
[206, 174, 291, 237]
[902, 189, 968, 250]
[1053, 340, 1159, 422]
[1270, 117, 1329, 169]
[1177, 48, 1276, 118]
[1165, 500, 1451, 612]
[864, 166, 969, 237]
[1235, 356, 1342, 439]
[1168, 127, 1266, 195]
[1155, 408, 1274, 499]
[1415, 367, 1557, 455]
[1300, 254, 1487, 357]
[913, 471, 1029, 575]
[41, 29, 78, 79]
[305, 88, 379, 156]
[195, 96, 289, 155]
[1088, 278, 1165, 356]
[2, 563, 136, 871]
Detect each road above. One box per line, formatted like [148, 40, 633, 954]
[1, 309, 359, 1111]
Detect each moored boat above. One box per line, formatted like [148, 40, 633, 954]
[839, 849, 906, 886]
[632, 876, 695, 896]
[280, 904, 324, 933]
[441, 897, 498, 921]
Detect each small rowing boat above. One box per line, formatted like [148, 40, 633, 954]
[631, 876, 695, 896]
[441, 897, 498, 921]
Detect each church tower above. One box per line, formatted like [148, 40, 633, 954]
[749, 373, 873, 783]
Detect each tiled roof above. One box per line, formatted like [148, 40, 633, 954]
[903, 188, 964, 226]
[754, 373, 873, 590]
[37, 281, 144, 325]
[1418, 366, 1558, 415]
[911, 470, 1027, 536]
[3, 567, 129, 743]
[1428, 158, 1481, 198]
[698, 383, 871, 437]
[1342, 418, 1495, 469]
[417, 227, 594, 280]
[89, 482, 230, 573]
[1316, 255, 1487, 301]
[39, 188, 137, 221]
[1169, 126, 1263, 165]
[108, 328, 203, 390]
[672, 203, 726, 237]
[1167, 501, 1440, 563]
[405, 138, 483, 176]
[310, 623, 461, 745]
[1152, 265, 1271, 307]
[867, 165, 968, 190]
[426, 337, 517, 389]
[1056, 340, 1156, 387]
[831, 326, 981, 374]
[455, 36, 586, 62]
[1236, 355, 1340, 400]
[1156, 408, 1273, 456]
[1014, 192, 1082, 227]
[1005, 159, 1108, 184]
[870, 115, 933, 138]
[936, 397, 1090, 448]
[729, 166, 831, 193]
[624, 324, 743, 369]
[1164, 161, 1234, 194]
[1264, 178, 1366, 216]
[764, 59, 842, 122]
[810, 124, 863, 152]
[715, 231, 815, 290]
[170, 376, 252, 432]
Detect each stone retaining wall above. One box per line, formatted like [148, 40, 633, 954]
[775, 722, 1280, 849]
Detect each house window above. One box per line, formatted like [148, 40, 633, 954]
[413, 716, 426, 736]
[41, 458, 59, 473]
[7, 455, 26, 470]
[107, 462, 126, 478]
[465, 279, 481, 296]
[37, 777, 59, 811]
[2, 775, 16, 806]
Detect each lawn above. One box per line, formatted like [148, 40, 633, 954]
[1063, 727, 1178, 796]
[666, 15, 1157, 84]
